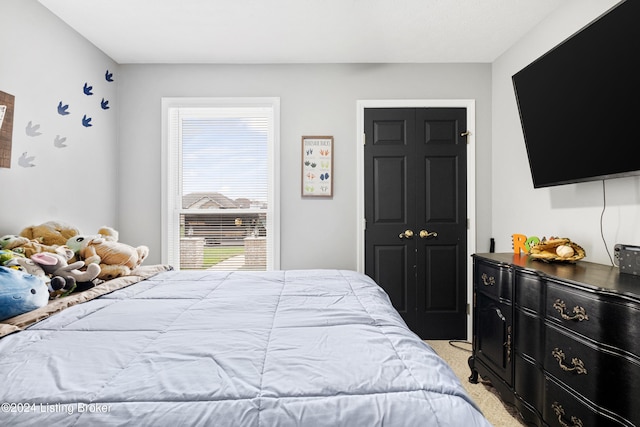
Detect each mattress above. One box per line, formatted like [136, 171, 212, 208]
[0, 268, 490, 426]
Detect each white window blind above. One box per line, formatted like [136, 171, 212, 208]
[163, 98, 280, 271]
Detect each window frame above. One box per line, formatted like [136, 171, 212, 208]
[161, 97, 280, 270]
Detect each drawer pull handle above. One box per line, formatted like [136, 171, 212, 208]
[552, 348, 587, 375]
[481, 273, 495, 287]
[505, 326, 512, 363]
[553, 299, 589, 322]
[552, 402, 584, 427]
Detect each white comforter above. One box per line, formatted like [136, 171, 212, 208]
[0, 269, 489, 426]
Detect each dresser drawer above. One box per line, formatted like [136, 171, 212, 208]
[546, 281, 640, 356]
[515, 309, 544, 362]
[545, 326, 640, 423]
[515, 269, 543, 313]
[514, 354, 543, 416]
[544, 376, 629, 427]
[474, 259, 512, 302]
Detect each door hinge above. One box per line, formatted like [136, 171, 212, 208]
[461, 130, 471, 143]
[363, 218, 367, 230]
[363, 133, 366, 145]
[467, 303, 470, 315]
[467, 218, 470, 230]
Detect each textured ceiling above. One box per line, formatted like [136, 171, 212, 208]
[38, 0, 565, 64]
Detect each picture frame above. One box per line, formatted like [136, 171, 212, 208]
[0, 90, 15, 169]
[301, 135, 333, 197]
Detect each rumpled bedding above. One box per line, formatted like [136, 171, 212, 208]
[0, 269, 490, 426]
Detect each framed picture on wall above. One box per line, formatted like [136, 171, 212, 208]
[0, 90, 15, 168]
[301, 135, 333, 197]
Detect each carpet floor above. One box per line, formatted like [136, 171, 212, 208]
[425, 340, 527, 427]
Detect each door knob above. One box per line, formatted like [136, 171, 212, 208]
[419, 230, 438, 239]
[399, 230, 414, 239]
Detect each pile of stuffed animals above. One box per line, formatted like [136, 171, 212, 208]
[0, 220, 149, 321]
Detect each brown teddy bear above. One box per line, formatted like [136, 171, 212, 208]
[20, 220, 80, 246]
[0, 235, 61, 258]
[66, 227, 149, 281]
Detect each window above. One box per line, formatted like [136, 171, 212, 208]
[162, 98, 280, 270]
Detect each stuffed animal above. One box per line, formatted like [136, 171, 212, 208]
[0, 266, 49, 320]
[31, 249, 101, 293]
[6, 256, 75, 299]
[20, 220, 80, 246]
[0, 249, 24, 265]
[66, 231, 149, 281]
[5, 256, 49, 283]
[97, 226, 119, 242]
[0, 235, 60, 258]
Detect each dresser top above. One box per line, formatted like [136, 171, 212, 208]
[474, 253, 640, 300]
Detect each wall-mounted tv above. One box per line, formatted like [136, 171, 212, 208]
[512, 0, 639, 188]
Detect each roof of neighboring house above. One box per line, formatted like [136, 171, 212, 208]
[182, 192, 237, 209]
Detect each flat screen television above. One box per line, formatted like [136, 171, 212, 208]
[512, 0, 639, 188]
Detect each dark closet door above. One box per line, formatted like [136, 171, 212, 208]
[364, 107, 468, 339]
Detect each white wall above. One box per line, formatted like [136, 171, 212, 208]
[0, 1, 492, 270]
[491, 0, 639, 266]
[117, 64, 492, 268]
[0, 0, 119, 237]
[5, 0, 634, 270]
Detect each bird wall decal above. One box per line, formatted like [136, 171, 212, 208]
[57, 101, 70, 116]
[25, 121, 42, 136]
[18, 152, 36, 167]
[54, 135, 67, 148]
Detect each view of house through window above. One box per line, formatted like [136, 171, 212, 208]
[164, 98, 279, 271]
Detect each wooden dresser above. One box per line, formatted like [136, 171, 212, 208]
[468, 253, 640, 427]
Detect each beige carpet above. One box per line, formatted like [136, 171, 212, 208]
[425, 340, 527, 427]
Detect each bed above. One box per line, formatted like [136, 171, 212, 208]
[0, 267, 490, 426]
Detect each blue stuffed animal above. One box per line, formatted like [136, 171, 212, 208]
[0, 266, 49, 321]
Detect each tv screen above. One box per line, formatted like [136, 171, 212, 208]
[512, 0, 640, 188]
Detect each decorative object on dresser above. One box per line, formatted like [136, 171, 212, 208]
[528, 237, 585, 263]
[468, 253, 640, 427]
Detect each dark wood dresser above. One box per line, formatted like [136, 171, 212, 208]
[468, 253, 640, 427]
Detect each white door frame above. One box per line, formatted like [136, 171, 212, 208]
[355, 99, 476, 341]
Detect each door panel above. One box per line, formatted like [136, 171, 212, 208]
[374, 120, 407, 145]
[424, 120, 457, 144]
[415, 244, 465, 339]
[373, 157, 405, 222]
[415, 107, 467, 339]
[424, 156, 458, 222]
[365, 108, 417, 330]
[423, 245, 457, 311]
[373, 245, 411, 321]
[365, 107, 467, 339]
